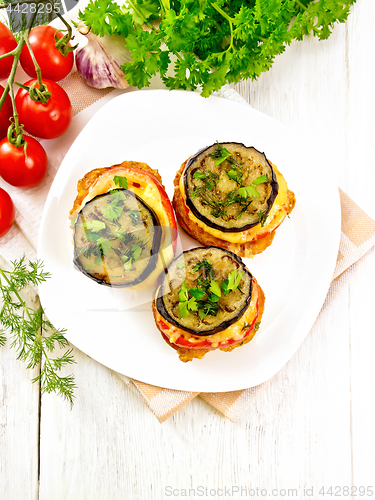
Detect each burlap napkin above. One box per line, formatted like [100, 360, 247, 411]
[1, 71, 375, 422]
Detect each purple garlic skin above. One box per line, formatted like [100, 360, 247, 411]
[75, 22, 131, 89]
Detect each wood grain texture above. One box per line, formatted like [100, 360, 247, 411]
[0, 257, 40, 500]
[2, 0, 375, 498]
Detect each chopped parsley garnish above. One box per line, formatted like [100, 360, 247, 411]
[121, 238, 145, 271]
[193, 171, 209, 181]
[253, 174, 269, 185]
[258, 210, 268, 227]
[222, 269, 244, 296]
[101, 203, 124, 222]
[210, 146, 232, 165]
[192, 144, 272, 220]
[176, 262, 185, 269]
[113, 175, 128, 189]
[83, 220, 106, 233]
[178, 259, 245, 320]
[128, 209, 142, 225]
[191, 171, 220, 199]
[238, 185, 260, 199]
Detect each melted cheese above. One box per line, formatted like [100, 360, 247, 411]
[179, 166, 289, 244]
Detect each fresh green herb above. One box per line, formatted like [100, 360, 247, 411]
[0, 258, 76, 407]
[242, 323, 251, 331]
[209, 279, 221, 298]
[178, 281, 198, 318]
[113, 175, 128, 189]
[258, 210, 268, 227]
[96, 237, 112, 257]
[176, 262, 185, 270]
[131, 243, 142, 261]
[252, 174, 269, 185]
[210, 145, 232, 165]
[239, 185, 260, 199]
[193, 258, 214, 275]
[193, 171, 208, 181]
[191, 171, 220, 199]
[83, 220, 106, 233]
[178, 280, 189, 302]
[101, 203, 124, 222]
[188, 288, 205, 300]
[79, 0, 355, 97]
[109, 189, 127, 201]
[128, 209, 142, 225]
[198, 299, 220, 319]
[254, 322, 260, 331]
[121, 237, 145, 270]
[222, 269, 245, 296]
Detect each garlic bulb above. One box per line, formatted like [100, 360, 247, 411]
[75, 21, 131, 89]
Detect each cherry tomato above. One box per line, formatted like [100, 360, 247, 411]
[20, 26, 74, 82]
[0, 85, 13, 140]
[0, 187, 15, 238]
[15, 79, 72, 139]
[0, 23, 17, 79]
[0, 135, 48, 188]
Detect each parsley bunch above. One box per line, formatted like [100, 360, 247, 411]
[79, 0, 356, 96]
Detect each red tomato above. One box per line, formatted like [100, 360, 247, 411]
[0, 135, 48, 188]
[0, 23, 17, 79]
[20, 26, 74, 82]
[15, 79, 72, 139]
[0, 187, 15, 238]
[0, 85, 13, 140]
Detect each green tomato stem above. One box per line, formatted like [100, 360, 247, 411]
[0, 3, 67, 144]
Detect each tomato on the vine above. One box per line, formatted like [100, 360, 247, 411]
[15, 79, 72, 139]
[0, 23, 17, 79]
[0, 85, 13, 140]
[20, 26, 74, 82]
[0, 187, 15, 238]
[0, 135, 48, 188]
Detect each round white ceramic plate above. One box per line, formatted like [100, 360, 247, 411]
[38, 89, 341, 392]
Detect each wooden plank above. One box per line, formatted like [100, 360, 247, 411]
[345, 0, 375, 488]
[0, 257, 40, 500]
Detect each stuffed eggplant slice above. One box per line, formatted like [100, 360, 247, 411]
[69, 161, 177, 289]
[173, 142, 296, 258]
[153, 246, 265, 362]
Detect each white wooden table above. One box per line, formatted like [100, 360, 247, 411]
[1, 1, 375, 498]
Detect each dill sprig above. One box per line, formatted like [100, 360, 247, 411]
[0, 257, 76, 407]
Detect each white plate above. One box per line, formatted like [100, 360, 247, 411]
[38, 89, 341, 392]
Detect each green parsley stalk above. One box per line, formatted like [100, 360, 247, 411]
[78, 0, 356, 97]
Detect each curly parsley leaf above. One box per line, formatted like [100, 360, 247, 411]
[113, 175, 128, 189]
[80, 0, 357, 96]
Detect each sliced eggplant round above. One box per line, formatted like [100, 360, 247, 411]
[156, 246, 253, 336]
[74, 189, 161, 287]
[184, 142, 279, 232]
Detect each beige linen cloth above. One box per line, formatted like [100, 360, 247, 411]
[1, 72, 375, 422]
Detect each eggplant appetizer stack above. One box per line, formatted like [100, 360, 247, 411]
[153, 246, 265, 362]
[69, 161, 177, 289]
[173, 142, 295, 257]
